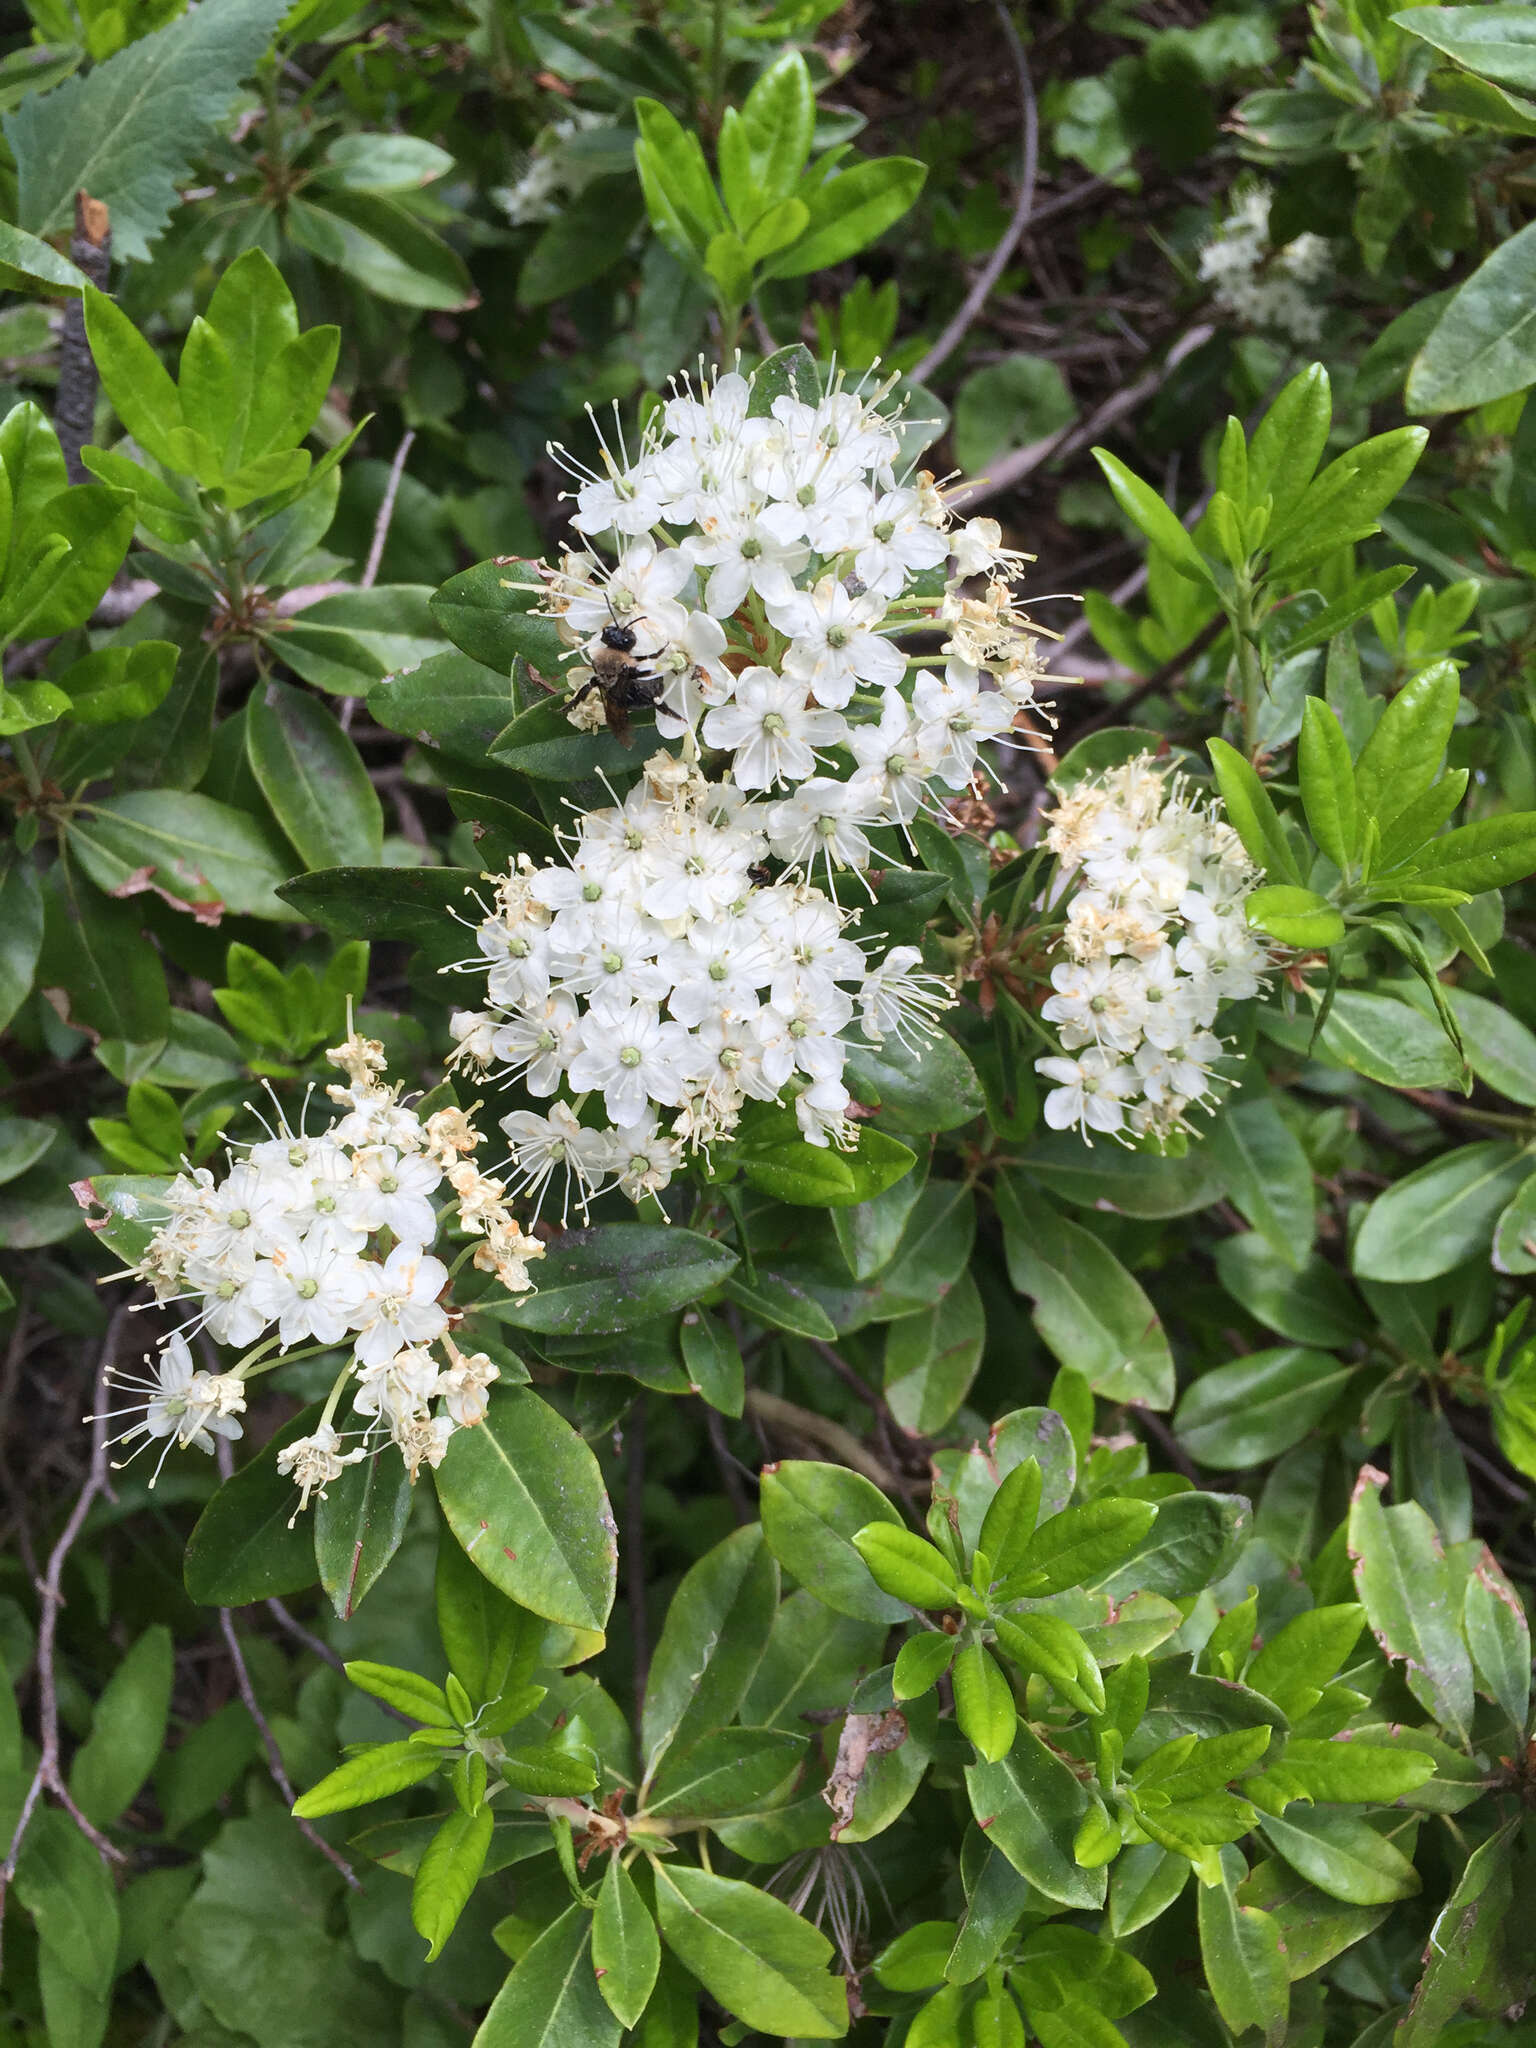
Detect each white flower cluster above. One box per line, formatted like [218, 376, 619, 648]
[103, 1030, 541, 1512]
[493, 109, 614, 227]
[450, 754, 951, 1200]
[1198, 185, 1331, 347]
[447, 365, 1048, 1201]
[1035, 756, 1272, 1142]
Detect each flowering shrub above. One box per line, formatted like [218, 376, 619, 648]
[10, 5, 1536, 2048]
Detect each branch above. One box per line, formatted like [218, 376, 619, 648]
[946, 322, 1216, 514]
[362, 429, 417, 590]
[218, 1608, 360, 1889]
[0, 1305, 131, 1940]
[909, 0, 1038, 388]
[745, 1388, 903, 1494]
[1070, 611, 1226, 739]
[56, 194, 112, 484]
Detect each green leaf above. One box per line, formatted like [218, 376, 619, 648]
[1263, 1737, 1436, 1806]
[246, 682, 383, 871]
[593, 1856, 661, 2030]
[1206, 1095, 1315, 1268]
[1396, 5, 1536, 88]
[1463, 1545, 1531, 1731]
[760, 1461, 908, 1624]
[434, 1527, 541, 1707]
[1093, 449, 1217, 590]
[517, 177, 646, 306]
[0, 218, 89, 295]
[25, 483, 137, 637]
[651, 1862, 848, 2038]
[1395, 1820, 1527, 2046]
[489, 693, 641, 780]
[965, 1726, 1107, 1910]
[1353, 659, 1459, 837]
[996, 1176, 1175, 1406]
[641, 1524, 779, 1769]
[1353, 1141, 1531, 1282]
[1094, 1491, 1250, 1599]
[369, 649, 520, 762]
[840, 1023, 985, 1131]
[1247, 363, 1331, 529]
[1174, 1348, 1354, 1466]
[14, 1810, 118, 2045]
[851, 1524, 961, 1608]
[1296, 987, 1465, 1089]
[55, 640, 177, 726]
[1259, 1809, 1419, 1906]
[1348, 1466, 1475, 1743]
[1217, 1239, 1368, 1347]
[276, 865, 480, 952]
[412, 1805, 492, 1962]
[645, 1725, 805, 1817]
[314, 1449, 412, 1622]
[183, 1404, 324, 1605]
[1207, 738, 1301, 884]
[739, 49, 816, 200]
[70, 790, 296, 921]
[632, 96, 728, 263]
[678, 1310, 744, 1417]
[475, 1225, 736, 1336]
[477, 1903, 621, 2048]
[1407, 216, 1536, 412]
[68, 1625, 172, 1826]
[1244, 884, 1346, 949]
[0, 847, 42, 1034]
[291, 1739, 442, 1819]
[343, 1661, 453, 1725]
[999, 1498, 1157, 1599]
[766, 155, 927, 278]
[1198, 1846, 1288, 2045]
[1441, 987, 1536, 1105]
[434, 1387, 617, 1639]
[884, 1269, 986, 1433]
[893, 1632, 959, 1701]
[7, 0, 291, 259]
[1297, 697, 1358, 870]
[951, 1644, 1018, 1763]
[1392, 810, 1536, 895]
[952, 355, 1076, 475]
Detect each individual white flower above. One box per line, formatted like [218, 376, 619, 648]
[685, 503, 809, 617]
[858, 946, 953, 1048]
[562, 538, 693, 643]
[346, 1145, 442, 1248]
[253, 1237, 370, 1348]
[352, 1244, 450, 1368]
[846, 690, 942, 826]
[566, 1002, 692, 1125]
[1035, 1048, 1137, 1137]
[277, 1422, 364, 1518]
[352, 1345, 441, 1429]
[765, 777, 880, 877]
[101, 1333, 246, 1477]
[702, 668, 845, 791]
[767, 577, 905, 708]
[436, 1345, 501, 1427]
[792, 1074, 856, 1148]
[500, 1102, 613, 1220]
[490, 991, 581, 1096]
[607, 1116, 681, 1201]
[853, 487, 949, 597]
[655, 608, 736, 736]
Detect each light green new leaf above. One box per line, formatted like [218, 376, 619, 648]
[291, 1740, 442, 1818]
[767, 155, 927, 278]
[1298, 698, 1358, 870]
[412, 1806, 493, 1961]
[760, 1461, 908, 1624]
[1093, 448, 1217, 590]
[1259, 1808, 1419, 1907]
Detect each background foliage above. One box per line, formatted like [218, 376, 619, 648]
[6, 0, 1536, 2044]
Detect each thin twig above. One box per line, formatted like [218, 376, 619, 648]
[704, 1406, 754, 1525]
[626, 1394, 649, 1725]
[745, 1388, 902, 1494]
[362, 429, 417, 590]
[218, 1608, 359, 1889]
[0, 1295, 39, 1584]
[264, 1597, 345, 1672]
[947, 323, 1217, 513]
[1070, 611, 1227, 739]
[0, 1306, 132, 1943]
[910, 0, 1038, 387]
[1128, 1402, 1198, 1483]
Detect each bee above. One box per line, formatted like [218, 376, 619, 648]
[570, 617, 670, 746]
